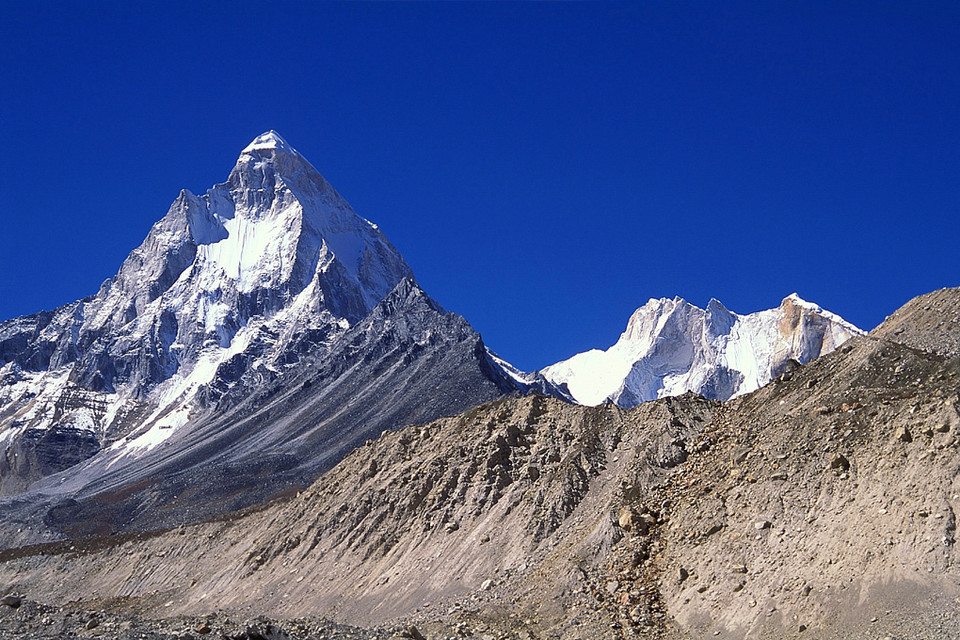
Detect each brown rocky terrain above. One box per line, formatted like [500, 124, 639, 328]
[873, 287, 960, 357]
[1, 287, 959, 639]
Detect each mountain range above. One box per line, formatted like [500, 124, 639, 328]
[0, 133, 861, 543]
[1, 285, 957, 640]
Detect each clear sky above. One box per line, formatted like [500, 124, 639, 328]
[1, 2, 958, 371]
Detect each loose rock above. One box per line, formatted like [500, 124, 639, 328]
[829, 453, 850, 471]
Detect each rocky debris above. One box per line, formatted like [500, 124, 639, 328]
[651, 327, 960, 639]
[873, 287, 960, 357]
[0, 599, 394, 640]
[829, 453, 850, 471]
[0, 594, 21, 608]
[396, 625, 426, 640]
[234, 622, 289, 640]
[0, 394, 716, 640]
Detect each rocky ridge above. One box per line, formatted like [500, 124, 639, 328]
[873, 287, 960, 357]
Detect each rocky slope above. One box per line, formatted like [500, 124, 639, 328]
[0, 392, 714, 638]
[872, 287, 960, 357]
[0, 132, 516, 541]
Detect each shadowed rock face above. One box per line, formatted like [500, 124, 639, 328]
[27, 278, 517, 538]
[0, 426, 101, 485]
[0, 133, 518, 535]
[1, 289, 958, 640]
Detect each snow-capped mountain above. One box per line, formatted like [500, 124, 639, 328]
[0, 133, 514, 536]
[537, 294, 862, 407]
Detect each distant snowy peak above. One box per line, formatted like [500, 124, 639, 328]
[540, 294, 863, 407]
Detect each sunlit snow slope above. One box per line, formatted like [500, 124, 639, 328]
[540, 295, 862, 407]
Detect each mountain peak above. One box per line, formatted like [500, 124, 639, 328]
[782, 292, 813, 308]
[240, 130, 299, 156]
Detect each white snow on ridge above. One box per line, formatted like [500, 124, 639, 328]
[538, 348, 627, 407]
[241, 130, 299, 156]
[196, 200, 305, 291]
[487, 350, 540, 387]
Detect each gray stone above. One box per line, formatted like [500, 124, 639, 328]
[403, 626, 426, 640]
[829, 453, 850, 471]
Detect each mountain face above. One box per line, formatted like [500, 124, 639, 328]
[0, 132, 515, 536]
[536, 294, 862, 407]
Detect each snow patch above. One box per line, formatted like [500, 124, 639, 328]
[241, 130, 299, 156]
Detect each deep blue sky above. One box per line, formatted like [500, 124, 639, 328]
[2, 2, 958, 371]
